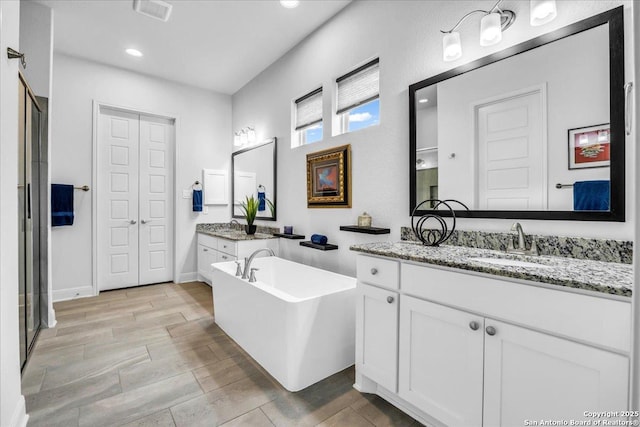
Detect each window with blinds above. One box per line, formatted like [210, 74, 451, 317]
[293, 87, 323, 146]
[336, 58, 380, 134]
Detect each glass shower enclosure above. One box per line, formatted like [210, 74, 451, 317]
[18, 72, 45, 370]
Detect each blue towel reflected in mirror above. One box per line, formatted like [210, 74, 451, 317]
[573, 180, 610, 211]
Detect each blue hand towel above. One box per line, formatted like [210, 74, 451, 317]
[258, 191, 266, 211]
[573, 180, 610, 211]
[51, 184, 74, 226]
[193, 189, 203, 212]
[311, 234, 328, 245]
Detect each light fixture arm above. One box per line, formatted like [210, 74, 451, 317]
[440, 0, 509, 33]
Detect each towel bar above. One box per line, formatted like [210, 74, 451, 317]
[74, 185, 90, 191]
[555, 183, 573, 189]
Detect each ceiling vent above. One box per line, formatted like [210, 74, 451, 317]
[133, 0, 173, 22]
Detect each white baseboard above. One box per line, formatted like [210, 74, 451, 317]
[10, 395, 28, 427]
[178, 272, 198, 283]
[52, 286, 95, 302]
[46, 308, 57, 328]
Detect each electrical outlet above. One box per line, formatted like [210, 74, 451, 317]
[203, 206, 209, 214]
[182, 190, 191, 199]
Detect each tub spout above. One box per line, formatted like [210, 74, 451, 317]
[242, 248, 275, 279]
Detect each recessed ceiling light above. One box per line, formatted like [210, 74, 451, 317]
[418, 98, 429, 104]
[280, 0, 300, 9]
[125, 48, 143, 57]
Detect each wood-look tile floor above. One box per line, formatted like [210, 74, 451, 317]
[22, 282, 421, 427]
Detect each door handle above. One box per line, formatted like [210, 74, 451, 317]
[625, 82, 633, 136]
[141, 219, 151, 224]
[129, 220, 137, 225]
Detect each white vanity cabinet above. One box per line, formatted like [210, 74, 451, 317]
[355, 256, 400, 392]
[355, 254, 632, 427]
[398, 296, 484, 426]
[197, 233, 278, 284]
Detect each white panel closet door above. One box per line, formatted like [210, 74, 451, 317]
[98, 108, 174, 291]
[476, 89, 545, 210]
[139, 115, 174, 285]
[98, 108, 140, 290]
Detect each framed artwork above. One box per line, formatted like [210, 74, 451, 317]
[568, 124, 611, 170]
[306, 144, 351, 208]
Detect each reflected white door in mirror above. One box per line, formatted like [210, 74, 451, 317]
[355, 255, 630, 426]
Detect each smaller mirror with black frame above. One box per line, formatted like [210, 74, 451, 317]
[232, 137, 277, 221]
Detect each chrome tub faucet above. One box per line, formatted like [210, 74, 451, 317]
[242, 248, 275, 279]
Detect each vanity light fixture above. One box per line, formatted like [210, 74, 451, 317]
[530, 0, 557, 26]
[125, 48, 143, 57]
[441, 0, 516, 62]
[280, 0, 299, 9]
[247, 127, 256, 144]
[234, 127, 257, 147]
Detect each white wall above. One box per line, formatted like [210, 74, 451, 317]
[0, 1, 29, 425]
[437, 24, 609, 211]
[232, 0, 634, 278]
[19, 0, 52, 97]
[631, 0, 639, 412]
[51, 53, 232, 300]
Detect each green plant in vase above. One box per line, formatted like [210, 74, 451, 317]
[240, 195, 259, 235]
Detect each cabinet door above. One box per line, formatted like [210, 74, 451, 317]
[483, 319, 629, 426]
[398, 296, 484, 427]
[356, 283, 399, 392]
[197, 244, 216, 282]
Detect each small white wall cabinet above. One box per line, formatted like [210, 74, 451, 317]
[197, 233, 278, 284]
[355, 254, 631, 427]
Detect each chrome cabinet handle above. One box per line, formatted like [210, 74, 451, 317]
[370, 268, 378, 275]
[203, 248, 208, 252]
[141, 219, 151, 224]
[221, 255, 228, 260]
[469, 321, 480, 331]
[486, 326, 497, 336]
[129, 220, 137, 225]
[386, 296, 394, 304]
[625, 82, 633, 136]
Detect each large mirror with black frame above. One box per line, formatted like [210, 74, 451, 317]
[232, 137, 277, 221]
[409, 6, 625, 221]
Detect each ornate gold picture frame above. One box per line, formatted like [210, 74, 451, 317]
[306, 144, 351, 208]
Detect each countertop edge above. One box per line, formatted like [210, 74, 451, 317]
[350, 245, 632, 299]
[197, 229, 277, 241]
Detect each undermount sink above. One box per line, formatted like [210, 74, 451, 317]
[469, 257, 552, 269]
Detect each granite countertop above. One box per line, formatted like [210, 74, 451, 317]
[196, 223, 277, 241]
[350, 241, 632, 298]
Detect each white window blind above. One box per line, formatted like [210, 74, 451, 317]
[295, 88, 323, 130]
[336, 58, 379, 115]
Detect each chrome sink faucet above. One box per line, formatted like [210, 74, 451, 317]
[507, 222, 539, 256]
[242, 248, 275, 279]
[511, 222, 526, 251]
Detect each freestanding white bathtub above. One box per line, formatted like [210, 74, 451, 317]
[211, 256, 356, 392]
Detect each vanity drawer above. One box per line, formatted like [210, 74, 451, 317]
[401, 262, 631, 353]
[198, 233, 217, 249]
[217, 239, 237, 256]
[357, 255, 399, 290]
